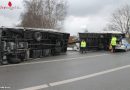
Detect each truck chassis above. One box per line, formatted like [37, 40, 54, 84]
[0, 27, 69, 64]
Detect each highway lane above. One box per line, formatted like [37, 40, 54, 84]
[0, 51, 130, 90]
[44, 66, 130, 90]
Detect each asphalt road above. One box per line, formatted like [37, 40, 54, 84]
[0, 51, 130, 90]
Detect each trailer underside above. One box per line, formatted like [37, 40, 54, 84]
[0, 27, 70, 64]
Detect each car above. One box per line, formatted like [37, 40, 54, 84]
[116, 38, 130, 51]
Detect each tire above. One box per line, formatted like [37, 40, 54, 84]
[34, 32, 42, 41]
[56, 41, 61, 47]
[8, 57, 21, 64]
[44, 49, 51, 56]
[1, 60, 8, 65]
[1, 56, 9, 65]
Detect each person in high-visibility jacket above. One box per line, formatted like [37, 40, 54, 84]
[80, 40, 87, 53]
[110, 36, 117, 53]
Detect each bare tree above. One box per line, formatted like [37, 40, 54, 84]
[19, 0, 67, 30]
[103, 24, 118, 31]
[106, 5, 130, 34]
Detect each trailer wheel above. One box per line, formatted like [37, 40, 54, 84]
[34, 32, 42, 41]
[44, 49, 51, 56]
[0, 55, 9, 65]
[8, 56, 21, 64]
[0, 60, 8, 65]
[56, 40, 61, 46]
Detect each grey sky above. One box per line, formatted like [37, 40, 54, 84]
[64, 0, 130, 35]
[0, 0, 24, 26]
[0, 0, 130, 35]
[68, 0, 125, 16]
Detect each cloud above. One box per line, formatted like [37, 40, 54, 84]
[67, 0, 130, 17]
[0, 0, 130, 35]
[64, 15, 108, 35]
[0, 15, 19, 26]
[0, 0, 24, 26]
[64, 0, 130, 35]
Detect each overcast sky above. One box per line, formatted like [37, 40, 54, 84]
[0, 0, 130, 35]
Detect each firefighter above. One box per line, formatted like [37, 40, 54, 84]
[80, 40, 86, 53]
[110, 36, 117, 53]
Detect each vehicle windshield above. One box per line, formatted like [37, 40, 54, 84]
[122, 39, 128, 44]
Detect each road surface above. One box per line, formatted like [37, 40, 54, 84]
[0, 51, 130, 90]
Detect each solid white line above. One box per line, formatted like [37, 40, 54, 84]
[19, 64, 130, 90]
[19, 84, 49, 90]
[49, 65, 130, 86]
[0, 54, 108, 68]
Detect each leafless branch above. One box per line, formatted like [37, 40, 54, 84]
[105, 5, 130, 35]
[19, 0, 67, 30]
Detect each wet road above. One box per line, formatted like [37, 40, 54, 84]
[0, 51, 130, 90]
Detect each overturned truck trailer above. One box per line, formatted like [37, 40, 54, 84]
[79, 32, 125, 50]
[0, 27, 70, 64]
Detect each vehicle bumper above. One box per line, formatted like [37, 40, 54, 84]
[115, 46, 126, 50]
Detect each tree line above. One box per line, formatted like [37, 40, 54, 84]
[19, 0, 67, 30]
[19, 0, 130, 35]
[104, 5, 130, 36]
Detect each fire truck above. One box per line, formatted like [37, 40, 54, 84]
[0, 27, 70, 65]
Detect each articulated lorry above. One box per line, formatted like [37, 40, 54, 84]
[0, 27, 70, 65]
[79, 31, 125, 51]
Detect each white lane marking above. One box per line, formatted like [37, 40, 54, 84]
[19, 84, 49, 90]
[49, 65, 130, 86]
[19, 64, 130, 90]
[0, 54, 108, 68]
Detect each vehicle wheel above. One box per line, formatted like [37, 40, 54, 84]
[44, 49, 51, 56]
[34, 32, 42, 41]
[0, 60, 8, 65]
[8, 57, 21, 64]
